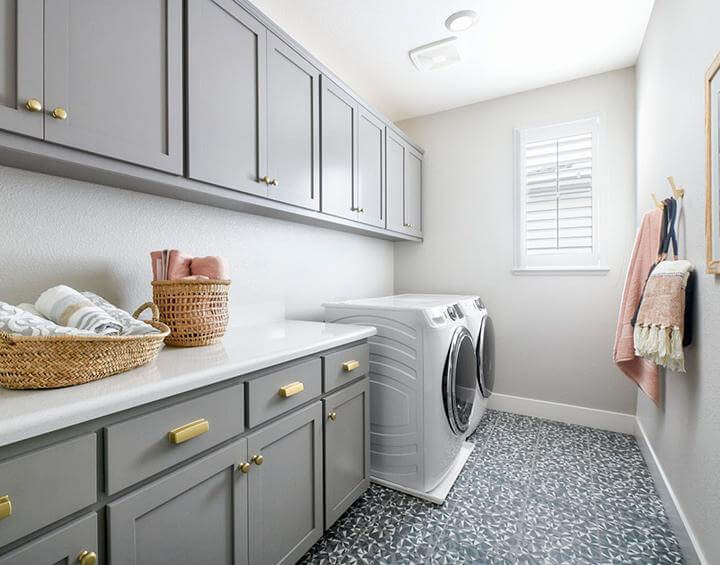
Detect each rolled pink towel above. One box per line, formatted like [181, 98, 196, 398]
[167, 249, 192, 280]
[190, 256, 229, 280]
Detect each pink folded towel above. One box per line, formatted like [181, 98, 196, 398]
[190, 256, 229, 280]
[167, 249, 192, 280]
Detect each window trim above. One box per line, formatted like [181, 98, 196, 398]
[512, 116, 608, 276]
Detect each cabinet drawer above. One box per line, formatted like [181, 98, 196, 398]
[0, 513, 98, 565]
[105, 384, 244, 495]
[322, 343, 369, 392]
[245, 358, 321, 428]
[0, 435, 96, 548]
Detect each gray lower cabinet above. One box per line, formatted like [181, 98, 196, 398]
[0, 513, 98, 565]
[324, 379, 370, 529]
[187, 0, 267, 196]
[266, 32, 320, 210]
[0, 0, 43, 139]
[320, 76, 358, 221]
[108, 438, 249, 565]
[386, 128, 423, 237]
[356, 107, 386, 228]
[43, 0, 183, 173]
[247, 402, 323, 565]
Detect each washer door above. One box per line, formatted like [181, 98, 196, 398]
[443, 326, 477, 435]
[477, 315, 495, 398]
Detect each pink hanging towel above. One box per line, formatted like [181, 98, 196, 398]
[613, 208, 663, 404]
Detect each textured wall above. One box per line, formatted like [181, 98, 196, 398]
[0, 166, 394, 323]
[395, 68, 638, 415]
[635, 0, 720, 561]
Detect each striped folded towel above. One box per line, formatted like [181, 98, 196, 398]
[633, 260, 693, 372]
[81, 292, 160, 336]
[36, 285, 123, 336]
[0, 302, 97, 337]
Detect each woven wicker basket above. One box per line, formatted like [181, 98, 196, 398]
[151, 279, 230, 347]
[0, 302, 170, 390]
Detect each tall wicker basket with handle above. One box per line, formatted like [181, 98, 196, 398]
[151, 279, 230, 347]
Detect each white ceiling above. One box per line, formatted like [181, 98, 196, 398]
[250, 0, 655, 121]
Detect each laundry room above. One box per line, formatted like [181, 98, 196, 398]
[0, 0, 718, 563]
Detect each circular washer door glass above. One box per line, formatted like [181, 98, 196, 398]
[444, 327, 477, 434]
[477, 315, 495, 398]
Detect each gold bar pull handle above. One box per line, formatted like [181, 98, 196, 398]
[0, 496, 12, 520]
[168, 419, 210, 444]
[278, 381, 304, 398]
[342, 360, 360, 372]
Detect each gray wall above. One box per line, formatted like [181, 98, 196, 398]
[395, 68, 638, 415]
[0, 166, 394, 322]
[635, 0, 720, 561]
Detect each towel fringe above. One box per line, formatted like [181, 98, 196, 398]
[634, 323, 685, 373]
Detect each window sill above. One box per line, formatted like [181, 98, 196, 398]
[511, 266, 610, 276]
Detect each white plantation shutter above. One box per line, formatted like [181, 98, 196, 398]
[515, 118, 602, 272]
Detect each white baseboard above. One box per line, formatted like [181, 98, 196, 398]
[635, 418, 706, 565]
[488, 392, 636, 434]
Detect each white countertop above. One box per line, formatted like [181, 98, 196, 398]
[0, 320, 375, 448]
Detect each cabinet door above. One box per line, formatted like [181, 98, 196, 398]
[320, 76, 357, 221]
[386, 128, 406, 233]
[356, 107, 385, 228]
[267, 32, 320, 210]
[43, 0, 183, 173]
[187, 0, 267, 196]
[405, 144, 423, 237]
[0, 0, 42, 138]
[108, 438, 249, 565]
[324, 379, 370, 529]
[248, 402, 323, 565]
[0, 513, 97, 565]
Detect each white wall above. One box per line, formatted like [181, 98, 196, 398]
[635, 0, 720, 561]
[0, 166, 394, 322]
[395, 68, 638, 415]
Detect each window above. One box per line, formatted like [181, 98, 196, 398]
[513, 117, 608, 275]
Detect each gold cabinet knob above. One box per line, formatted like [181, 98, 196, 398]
[259, 175, 271, 184]
[358, 208, 365, 213]
[269, 178, 278, 187]
[237, 462, 251, 474]
[25, 98, 43, 112]
[77, 551, 97, 565]
[251, 454, 264, 466]
[328, 412, 337, 421]
[403, 223, 414, 228]
[0, 496, 12, 520]
[51, 107, 68, 120]
[342, 360, 360, 372]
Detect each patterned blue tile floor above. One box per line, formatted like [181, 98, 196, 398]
[300, 410, 684, 564]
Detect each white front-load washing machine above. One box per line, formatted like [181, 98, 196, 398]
[391, 295, 495, 438]
[323, 295, 477, 503]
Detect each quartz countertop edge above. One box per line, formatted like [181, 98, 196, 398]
[0, 320, 376, 449]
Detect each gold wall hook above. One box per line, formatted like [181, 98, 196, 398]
[667, 176, 685, 198]
[652, 193, 664, 209]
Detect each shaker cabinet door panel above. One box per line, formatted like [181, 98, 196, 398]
[108, 438, 249, 565]
[187, 0, 267, 196]
[405, 145, 423, 237]
[385, 129, 406, 233]
[324, 379, 370, 528]
[356, 108, 385, 228]
[247, 402, 323, 565]
[320, 76, 357, 221]
[43, 0, 183, 173]
[267, 32, 320, 210]
[0, 0, 43, 139]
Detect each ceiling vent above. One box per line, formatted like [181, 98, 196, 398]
[409, 37, 461, 72]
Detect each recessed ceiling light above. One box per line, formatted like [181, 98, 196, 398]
[445, 10, 478, 33]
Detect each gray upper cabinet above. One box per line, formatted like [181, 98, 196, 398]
[108, 438, 249, 565]
[266, 32, 320, 210]
[43, 0, 183, 173]
[320, 76, 358, 221]
[324, 379, 370, 529]
[386, 128, 423, 237]
[247, 402, 323, 565]
[187, 0, 267, 197]
[356, 107, 386, 228]
[0, 0, 43, 139]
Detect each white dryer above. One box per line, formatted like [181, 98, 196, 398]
[393, 295, 495, 438]
[323, 295, 477, 504]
